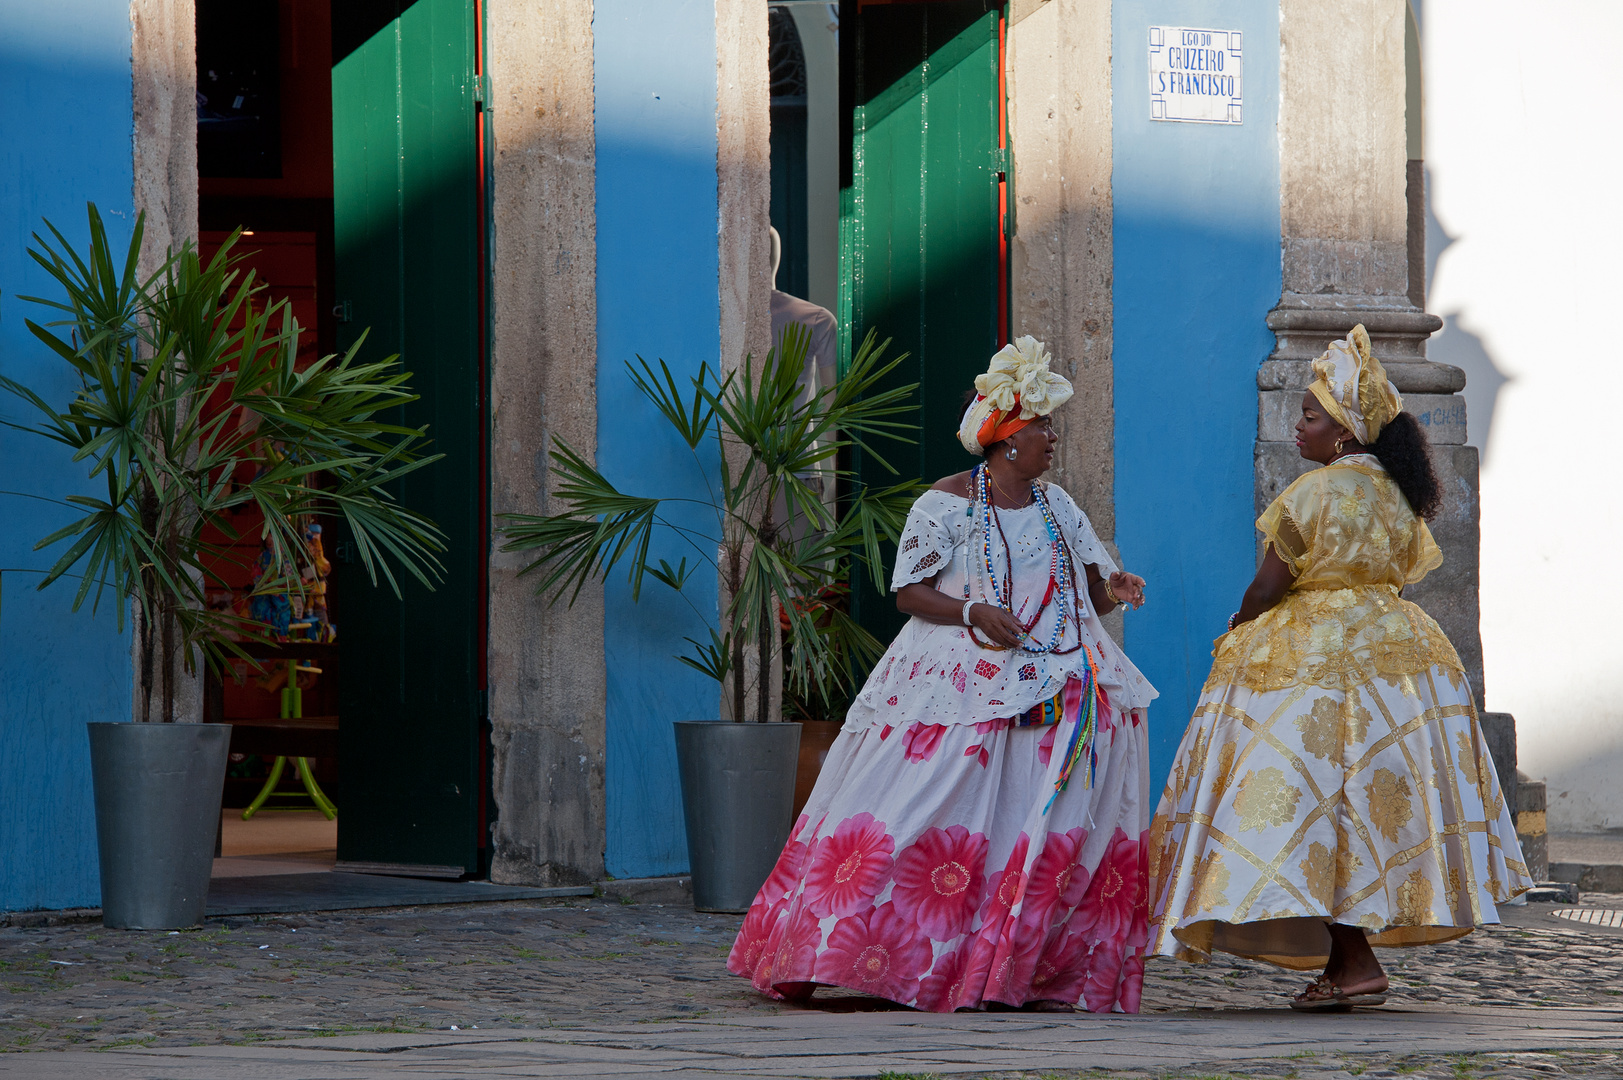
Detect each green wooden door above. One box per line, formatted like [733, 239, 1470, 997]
[843, 0, 1005, 644]
[330, 0, 484, 875]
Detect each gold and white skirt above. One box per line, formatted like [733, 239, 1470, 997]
[1146, 654, 1532, 970]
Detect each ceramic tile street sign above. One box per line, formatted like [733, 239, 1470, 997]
[1149, 26, 1243, 124]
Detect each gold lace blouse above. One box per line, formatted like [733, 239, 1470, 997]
[1205, 456, 1463, 694]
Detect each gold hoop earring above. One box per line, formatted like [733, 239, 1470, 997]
[1333, 437, 1345, 456]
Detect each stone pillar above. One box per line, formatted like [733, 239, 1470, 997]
[132, 0, 199, 276]
[716, 0, 773, 379]
[1005, 0, 1119, 639]
[1262, 0, 1482, 705]
[486, 0, 606, 887]
[715, 0, 779, 722]
[1006, 0, 1113, 530]
[131, 0, 203, 724]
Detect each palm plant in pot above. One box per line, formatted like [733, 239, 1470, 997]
[498, 327, 921, 911]
[0, 206, 444, 929]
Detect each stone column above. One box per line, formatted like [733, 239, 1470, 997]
[1262, 0, 1482, 705]
[1005, 0, 1120, 638]
[132, 0, 199, 276]
[716, 0, 773, 378]
[715, 0, 779, 722]
[486, 0, 606, 887]
[131, 0, 203, 724]
[1006, 0, 1113, 530]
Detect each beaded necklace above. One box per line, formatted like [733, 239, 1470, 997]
[970, 463, 1076, 654]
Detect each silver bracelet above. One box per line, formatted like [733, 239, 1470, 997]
[962, 599, 977, 626]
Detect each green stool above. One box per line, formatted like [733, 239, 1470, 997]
[241, 658, 337, 821]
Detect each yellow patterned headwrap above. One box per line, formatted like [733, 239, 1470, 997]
[957, 336, 1074, 455]
[1307, 324, 1402, 444]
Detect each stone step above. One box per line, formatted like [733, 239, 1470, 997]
[1549, 863, 1623, 894]
[1525, 881, 1580, 904]
[1545, 826, 1623, 894]
[595, 875, 693, 905]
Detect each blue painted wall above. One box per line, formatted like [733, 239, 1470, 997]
[593, 0, 721, 878]
[0, 0, 136, 910]
[1111, 1, 1282, 793]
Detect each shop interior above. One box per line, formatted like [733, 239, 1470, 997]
[196, 0, 341, 880]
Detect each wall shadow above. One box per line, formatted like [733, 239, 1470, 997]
[1429, 311, 1510, 462]
[1425, 169, 1511, 462]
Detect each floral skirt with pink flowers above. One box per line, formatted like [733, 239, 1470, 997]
[726, 698, 1152, 1013]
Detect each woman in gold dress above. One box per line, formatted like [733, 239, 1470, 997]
[1146, 326, 1530, 1010]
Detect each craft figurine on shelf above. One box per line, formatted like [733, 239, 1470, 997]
[248, 534, 292, 641]
[241, 520, 339, 822]
[235, 438, 341, 820]
[298, 522, 336, 642]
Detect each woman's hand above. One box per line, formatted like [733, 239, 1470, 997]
[895, 584, 1026, 649]
[1108, 571, 1146, 610]
[968, 602, 1027, 649]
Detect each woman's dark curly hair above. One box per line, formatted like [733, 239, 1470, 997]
[1371, 411, 1441, 521]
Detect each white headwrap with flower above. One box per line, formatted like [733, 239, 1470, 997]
[956, 336, 1074, 455]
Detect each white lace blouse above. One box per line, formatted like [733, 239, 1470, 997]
[842, 485, 1158, 733]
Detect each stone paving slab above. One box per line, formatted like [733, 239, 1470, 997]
[4, 894, 1623, 1078]
[7, 1009, 1623, 1078]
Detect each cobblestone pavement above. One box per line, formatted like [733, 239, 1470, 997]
[2, 894, 1621, 1077]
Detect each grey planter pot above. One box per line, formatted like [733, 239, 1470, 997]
[673, 721, 801, 913]
[87, 722, 232, 930]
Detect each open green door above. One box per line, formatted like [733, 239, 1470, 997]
[331, 0, 485, 875]
[842, 0, 1005, 646]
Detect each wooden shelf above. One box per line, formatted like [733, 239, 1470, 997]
[227, 641, 339, 661]
[226, 715, 339, 758]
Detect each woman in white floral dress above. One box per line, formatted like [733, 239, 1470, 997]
[1147, 326, 1531, 1010]
[727, 338, 1159, 1013]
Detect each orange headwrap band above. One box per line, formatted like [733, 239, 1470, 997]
[974, 400, 1035, 450]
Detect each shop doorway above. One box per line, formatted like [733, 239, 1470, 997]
[197, 0, 489, 882]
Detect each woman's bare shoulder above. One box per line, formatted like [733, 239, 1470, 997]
[931, 471, 975, 498]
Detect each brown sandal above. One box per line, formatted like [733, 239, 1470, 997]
[1291, 975, 1348, 1011]
[1289, 975, 1388, 1011]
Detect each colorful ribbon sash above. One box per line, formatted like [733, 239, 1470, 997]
[1015, 645, 1102, 814]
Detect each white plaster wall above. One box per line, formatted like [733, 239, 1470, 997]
[1423, 0, 1623, 829]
